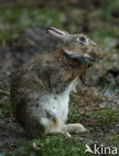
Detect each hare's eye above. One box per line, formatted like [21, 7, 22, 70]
[79, 37, 86, 42]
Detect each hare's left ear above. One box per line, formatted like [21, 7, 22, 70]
[45, 27, 68, 42]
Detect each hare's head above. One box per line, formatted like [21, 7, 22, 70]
[46, 27, 100, 65]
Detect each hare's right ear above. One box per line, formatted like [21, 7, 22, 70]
[45, 27, 68, 42]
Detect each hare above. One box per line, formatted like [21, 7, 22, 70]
[10, 27, 99, 137]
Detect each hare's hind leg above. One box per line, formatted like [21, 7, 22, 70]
[63, 123, 87, 134]
[40, 111, 71, 137]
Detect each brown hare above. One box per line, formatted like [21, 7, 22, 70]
[10, 27, 99, 137]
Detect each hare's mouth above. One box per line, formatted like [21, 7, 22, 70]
[78, 56, 95, 65]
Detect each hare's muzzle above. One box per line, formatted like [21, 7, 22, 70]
[78, 54, 95, 66]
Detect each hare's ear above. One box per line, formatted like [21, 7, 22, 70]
[45, 27, 68, 42]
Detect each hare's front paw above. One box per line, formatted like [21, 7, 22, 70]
[64, 123, 87, 134]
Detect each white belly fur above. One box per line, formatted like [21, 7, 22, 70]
[41, 77, 79, 124]
[29, 77, 79, 133]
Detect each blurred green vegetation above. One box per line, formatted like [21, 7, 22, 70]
[0, 0, 119, 44]
[0, 0, 119, 74]
[0, 7, 62, 41]
[98, 0, 119, 19]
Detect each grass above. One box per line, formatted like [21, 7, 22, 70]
[2, 136, 94, 156]
[82, 106, 119, 127]
[0, 97, 11, 118]
[0, 86, 11, 118]
[97, 107, 118, 125]
[68, 106, 80, 123]
[69, 104, 119, 126]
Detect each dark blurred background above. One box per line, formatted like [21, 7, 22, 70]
[0, 0, 119, 78]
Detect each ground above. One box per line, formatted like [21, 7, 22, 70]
[0, 0, 119, 155]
